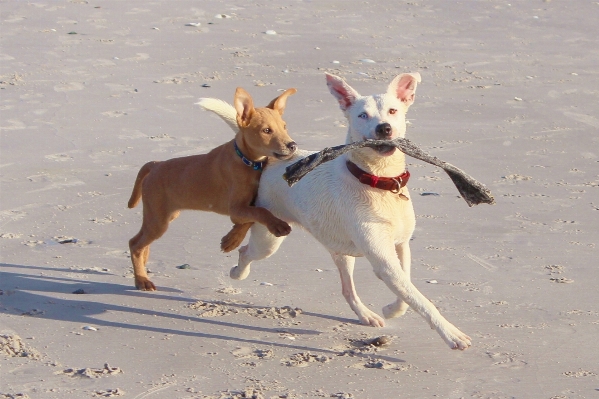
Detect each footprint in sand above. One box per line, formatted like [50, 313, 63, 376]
[486, 351, 528, 369]
[281, 352, 331, 367]
[335, 335, 393, 358]
[58, 363, 123, 378]
[357, 359, 413, 371]
[230, 347, 274, 360]
[188, 301, 302, 319]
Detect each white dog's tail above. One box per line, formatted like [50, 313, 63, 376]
[196, 98, 239, 134]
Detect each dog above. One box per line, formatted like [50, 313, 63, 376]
[209, 74, 472, 350]
[127, 87, 298, 291]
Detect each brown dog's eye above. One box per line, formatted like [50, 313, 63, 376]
[263, 128, 272, 134]
[389, 108, 397, 115]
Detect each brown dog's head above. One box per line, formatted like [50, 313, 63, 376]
[234, 87, 297, 161]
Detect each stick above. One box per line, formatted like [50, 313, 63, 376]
[283, 138, 495, 207]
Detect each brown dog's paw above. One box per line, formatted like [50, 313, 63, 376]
[268, 220, 292, 237]
[135, 277, 156, 291]
[220, 223, 252, 252]
[220, 233, 244, 253]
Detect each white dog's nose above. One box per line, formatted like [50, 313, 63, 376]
[375, 123, 393, 139]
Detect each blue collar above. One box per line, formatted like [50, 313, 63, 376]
[234, 141, 264, 171]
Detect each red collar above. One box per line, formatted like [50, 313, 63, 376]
[346, 161, 410, 193]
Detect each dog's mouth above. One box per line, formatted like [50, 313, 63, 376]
[360, 136, 396, 156]
[273, 151, 294, 160]
[373, 144, 396, 155]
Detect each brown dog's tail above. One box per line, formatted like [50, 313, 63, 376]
[128, 162, 156, 209]
[196, 98, 239, 134]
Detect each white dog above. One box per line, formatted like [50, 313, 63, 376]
[202, 73, 471, 350]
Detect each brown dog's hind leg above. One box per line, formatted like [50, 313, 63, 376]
[129, 230, 155, 291]
[220, 223, 252, 252]
[129, 208, 178, 291]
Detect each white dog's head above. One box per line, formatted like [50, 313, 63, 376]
[326, 73, 421, 159]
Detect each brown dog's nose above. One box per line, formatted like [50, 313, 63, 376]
[287, 141, 297, 153]
[375, 123, 393, 138]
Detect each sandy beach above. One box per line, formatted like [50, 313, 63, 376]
[1, 1, 598, 398]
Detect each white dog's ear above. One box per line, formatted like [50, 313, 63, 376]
[326, 73, 360, 111]
[388, 73, 421, 106]
[266, 88, 297, 115]
[234, 87, 255, 127]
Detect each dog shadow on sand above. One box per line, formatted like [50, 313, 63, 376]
[0, 263, 407, 364]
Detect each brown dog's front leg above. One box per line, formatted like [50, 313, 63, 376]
[221, 223, 253, 252]
[230, 205, 291, 238]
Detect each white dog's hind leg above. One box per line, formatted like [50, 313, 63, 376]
[383, 241, 412, 318]
[231, 223, 285, 280]
[363, 242, 471, 350]
[331, 253, 386, 327]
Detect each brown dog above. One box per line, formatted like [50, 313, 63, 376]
[127, 87, 297, 290]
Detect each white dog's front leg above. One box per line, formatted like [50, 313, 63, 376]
[383, 241, 412, 319]
[364, 246, 471, 350]
[231, 223, 285, 280]
[330, 252, 385, 327]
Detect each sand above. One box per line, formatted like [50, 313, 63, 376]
[1, 1, 598, 398]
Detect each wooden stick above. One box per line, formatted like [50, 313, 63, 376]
[283, 138, 495, 207]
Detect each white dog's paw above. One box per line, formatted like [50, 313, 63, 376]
[357, 309, 386, 327]
[230, 265, 250, 280]
[382, 300, 409, 319]
[441, 324, 472, 350]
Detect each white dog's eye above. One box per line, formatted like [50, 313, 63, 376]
[358, 112, 368, 119]
[389, 108, 397, 115]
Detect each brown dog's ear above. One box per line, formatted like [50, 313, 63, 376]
[387, 73, 421, 107]
[234, 87, 255, 127]
[266, 88, 297, 115]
